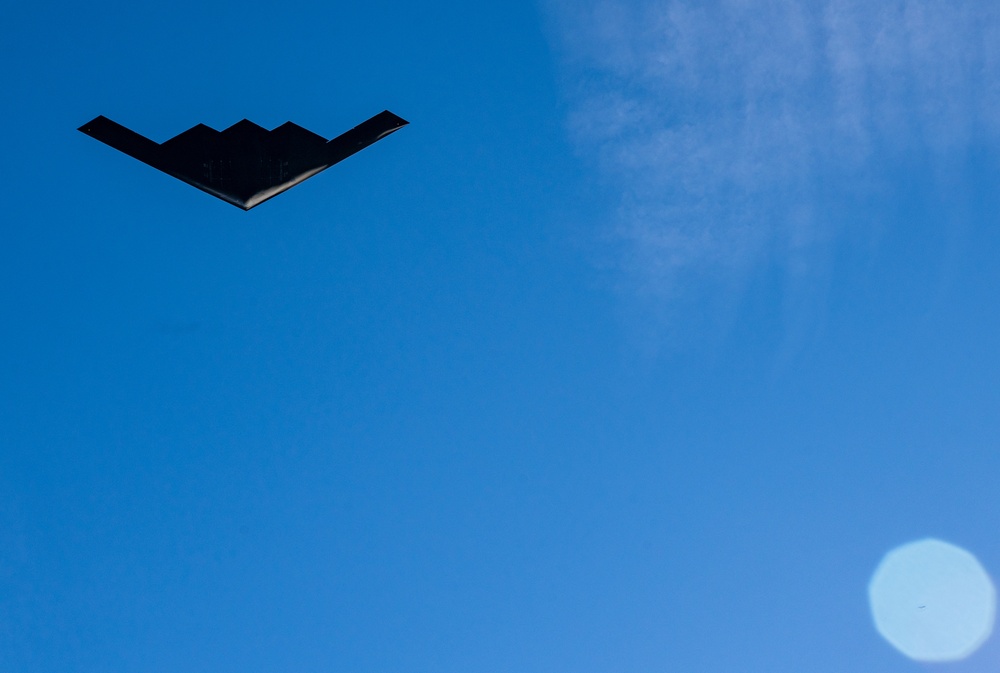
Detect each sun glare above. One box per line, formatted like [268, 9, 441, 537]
[869, 539, 996, 662]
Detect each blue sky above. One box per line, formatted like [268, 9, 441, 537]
[3, 0, 1000, 671]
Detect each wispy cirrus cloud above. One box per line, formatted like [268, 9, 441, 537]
[548, 0, 1000, 307]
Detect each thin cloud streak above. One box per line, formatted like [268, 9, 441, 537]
[549, 0, 1000, 304]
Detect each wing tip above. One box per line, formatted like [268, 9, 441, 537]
[78, 115, 110, 134]
[380, 110, 409, 127]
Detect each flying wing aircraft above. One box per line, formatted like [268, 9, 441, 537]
[79, 111, 407, 210]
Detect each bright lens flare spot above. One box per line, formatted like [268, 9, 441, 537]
[869, 539, 996, 662]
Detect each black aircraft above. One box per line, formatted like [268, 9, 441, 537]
[79, 111, 407, 210]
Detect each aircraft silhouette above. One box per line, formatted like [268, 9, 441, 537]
[79, 111, 407, 210]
